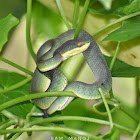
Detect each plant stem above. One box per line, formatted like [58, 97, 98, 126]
[109, 42, 121, 99]
[74, 0, 90, 39]
[0, 76, 32, 94]
[10, 108, 36, 140]
[1, 110, 18, 120]
[0, 116, 134, 135]
[26, 0, 36, 61]
[131, 123, 140, 140]
[28, 115, 134, 134]
[10, 106, 36, 140]
[98, 88, 113, 128]
[0, 56, 33, 75]
[11, 115, 135, 134]
[0, 120, 16, 130]
[0, 91, 76, 112]
[92, 100, 120, 116]
[109, 42, 121, 71]
[0, 126, 101, 140]
[108, 20, 123, 98]
[91, 10, 140, 37]
[26, 106, 36, 120]
[136, 76, 140, 115]
[9, 133, 22, 140]
[29, 116, 108, 126]
[56, 0, 71, 29]
[72, 0, 80, 28]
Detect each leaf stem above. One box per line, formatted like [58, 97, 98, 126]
[1, 110, 18, 120]
[0, 120, 16, 130]
[72, 0, 80, 28]
[131, 123, 140, 140]
[0, 76, 32, 94]
[136, 76, 140, 115]
[29, 116, 108, 126]
[109, 42, 121, 71]
[28, 115, 134, 134]
[22, 116, 134, 134]
[92, 99, 120, 116]
[91, 10, 140, 37]
[98, 88, 113, 128]
[108, 41, 121, 99]
[26, 0, 36, 61]
[0, 126, 101, 140]
[74, 0, 90, 39]
[10, 106, 37, 140]
[26, 106, 37, 120]
[56, 0, 71, 29]
[0, 56, 33, 75]
[0, 91, 76, 112]
[10, 133, 23, 140]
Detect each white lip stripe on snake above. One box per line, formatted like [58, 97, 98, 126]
[30, 29, 112, 116]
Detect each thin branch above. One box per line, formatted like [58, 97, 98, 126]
[4, 115, 134, 134]
[91, 10, 140, 37]
[1, 110, 18, 120]
[136, 76, 140, 115]
[26, 0, 36, 61]
[0, 126, 101, 140]
[92, 100, 120, 116]
[98, 88, 113, 128]
[9, 106, 36, 140]
[109, 42, 121, 71]
[9, 133, 23, 140]
[29, 116, 108, 126]
[56, 0, 71, 29]
[0, 120, 16, 130]
[28, 115, 134, 134]
[0, 91, 77, 112]
[72, 0, 80, 28]
[74, 0, 90, 39]
[0, 76, 32, 94]
[131, 123, 140, 140]
[0, 56, 33, 75]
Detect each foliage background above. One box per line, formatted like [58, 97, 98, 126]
[0, 0, 140, 139]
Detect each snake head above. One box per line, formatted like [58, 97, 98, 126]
[56, 38, 90, 61]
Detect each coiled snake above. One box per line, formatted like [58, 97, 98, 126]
[30, 29, 112, 117]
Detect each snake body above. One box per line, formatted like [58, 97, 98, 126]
[30, 29, 112, 115]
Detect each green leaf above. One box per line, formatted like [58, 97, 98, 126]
[0, 70, 41, 118]
[102, 126, 120, 140]
[90, 0, 140, 16]
[89, 0, 129, 16]
[103, 15, 140, 42]
[112, 109, 137, 133]
[61, 98, 107, 133]
[117, 0, 140, 15]
[98, 0, 113, 10]
[105, 56, 140, 77]
[0, 14, 19, 52]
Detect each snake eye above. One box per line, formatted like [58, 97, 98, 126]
[78, 42, 82, 47]
[101, 82, 104, 86]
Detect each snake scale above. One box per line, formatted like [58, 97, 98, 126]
[30, 29, 112, 117]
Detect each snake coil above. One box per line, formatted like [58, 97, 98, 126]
[30, 29, 112, 116]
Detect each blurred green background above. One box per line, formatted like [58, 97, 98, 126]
[0, 0, 140, 139]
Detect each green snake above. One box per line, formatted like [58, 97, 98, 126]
[30, 29, 112, 117]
